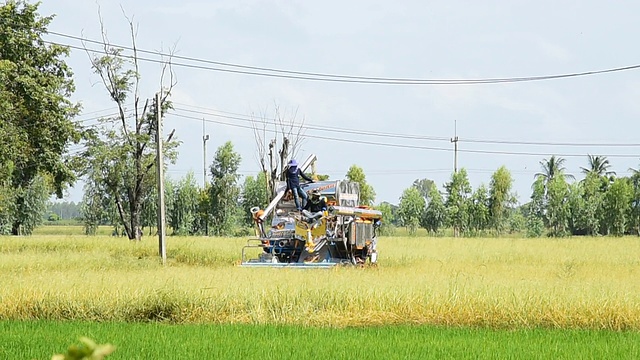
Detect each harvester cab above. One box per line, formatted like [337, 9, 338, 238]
[241, 154, 382, 268]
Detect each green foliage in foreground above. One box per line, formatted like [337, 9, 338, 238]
[51, 337, 115, 360]
[1, 321, 638, 360]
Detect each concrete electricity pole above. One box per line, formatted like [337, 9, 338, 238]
[202, 118, 209, 187]
[155, 92, 166, 265]
[451, 120, 459, 173]
[202, 118, 210, 236]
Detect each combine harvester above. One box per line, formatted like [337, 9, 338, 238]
[241, 154, 383, 268]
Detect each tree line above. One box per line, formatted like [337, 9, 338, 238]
[384, 155, 640, 238]
[78, 149, 640, 238]
[82, 142, 376, 237]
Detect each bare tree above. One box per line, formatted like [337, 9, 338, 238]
[80, 8, 178, 240]
[250, 103, 306, 196]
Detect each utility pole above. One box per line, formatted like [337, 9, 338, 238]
[451, 120, 460, 238]
[450, 120, 459, 173]
[155, 92, 166, 265]
[202, 118, 210, 237]
[202, 118, 209, 187]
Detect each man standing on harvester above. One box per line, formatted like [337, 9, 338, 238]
[286, 159, 314, 211]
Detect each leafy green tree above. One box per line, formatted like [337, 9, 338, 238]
[413, 177, 442, 235]
[7, 175, 49, 235]
[208, 141, 242, 235]
[137, 177, 176, 237]
[48, 201, 81, 220]
[241, 172, 270, 226]
[629, 166, 640, 235]
[0, 1, 82, 234]
[421, 185, 447, 234]
[412, 178, 435, 201]
[375, 202, 396, 235]
[389, 202, 401, 226]
[580, 155, 615, 177]
[566, 182, 585, 235]
[345, 165, 376, 206]
[525, 176, 546, 237]
[80, 18, 178, 240]
[489, 166, 515, 234]
[198, 185, 211, 236]
[529, 176, 546, 220]
[525, 214, 545, 238]
[0, 68, 14, 169]
[579, 172, 603, 236]
[468, 184, 489, 235]
[81, 175, 110, 235]
[546, 176, 570, 237]
[0, 164, 15, 234]
[444, 169, 472, 237]
[507, 208, 526, 234]
[397, 186, 425, 235]
[376, 202, 396, 223]
[47, 212, 61, 222]
[602, 177, 632, 236]
[170, 172, 202, 235]
[81, 170, 134, 237]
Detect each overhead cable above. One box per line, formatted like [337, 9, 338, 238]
[170, 111, 639, 158]
[45, 32, 640, 85]
[172, 104, 640, 148]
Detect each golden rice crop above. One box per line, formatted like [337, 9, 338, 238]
[0, 235, 639, 330]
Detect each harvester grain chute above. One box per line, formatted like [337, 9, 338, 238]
[241, 154, 382, 268]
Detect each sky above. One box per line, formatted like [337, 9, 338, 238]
[38, 0, 640, 206]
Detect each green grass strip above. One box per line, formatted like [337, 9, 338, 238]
[1, 321, 639, 359]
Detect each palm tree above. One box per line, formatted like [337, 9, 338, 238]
[630, 166, 640, 186]
[580, 155, 615, 177]
[535, 155, 575, 184]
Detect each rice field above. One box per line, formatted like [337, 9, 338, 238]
[4, 321, 639, 359]
[1, 234, 639, 330]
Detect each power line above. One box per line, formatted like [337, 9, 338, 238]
[75, 105, 122, 117]
[40, 33, 640, 157]
[73, 103, 137, 122]
[172, 103, 640, 148]
[74, 106, 149, 126]
[166, 166, 638, 177]
[170, 111, 640, 158]
[68, 103, 640, 156]
[462, 137, 640, 147]
[74, 112, 121, 124]
[172, 106, 451, 142]
[44, 33, 640, 85]
[165, 167, 532, 176]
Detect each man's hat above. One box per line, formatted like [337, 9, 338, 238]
[310, 189, 321, 196]
[288, 159, 298, 167]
